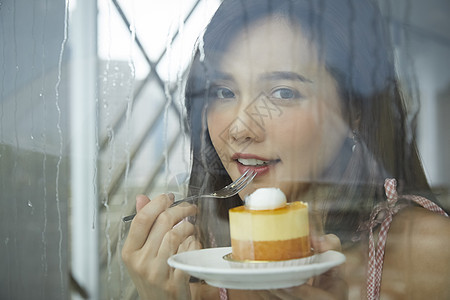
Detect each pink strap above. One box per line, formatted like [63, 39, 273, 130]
[219, 287, 228, 300]
[366, 179, 448, 299]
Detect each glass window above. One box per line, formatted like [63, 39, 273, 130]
[1, 0, 449, 299]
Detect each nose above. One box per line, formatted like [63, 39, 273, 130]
[227, 102, 266, 150]
[228, 117, 261, 142]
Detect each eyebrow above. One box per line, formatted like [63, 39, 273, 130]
[259, 71, 313, 83]
[209, 71, 313, 84]
[210, 71, 234, 82]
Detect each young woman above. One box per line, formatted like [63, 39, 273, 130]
[122, 0, 450, 299]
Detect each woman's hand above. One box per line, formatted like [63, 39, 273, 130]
[122, 194, 199, 300]
[270, 234, 347, 299]
[229, 234, 348, 300]
[286, 234, 347, 299]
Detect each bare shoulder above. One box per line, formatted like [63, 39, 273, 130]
[395, 206, 450, 265]
[381, 206, 450, 299]
[391, 206, 450, 246]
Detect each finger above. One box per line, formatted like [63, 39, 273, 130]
[311, 234, 341, 253]
[154, 212, 196, 258]
[123, 194, 173, 252]
[265, 236, 346, 300]
[181, 235, 201, 252]
[135, 194, 150, 212]
[310, 234, 345, 287]
[142, 203, 197, 256]
[188, 235, 200, 251]
[173, 235, 200, 283]
[155, 220, 196, 278]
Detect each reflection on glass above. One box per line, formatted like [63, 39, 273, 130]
[1, 0, 449, 299]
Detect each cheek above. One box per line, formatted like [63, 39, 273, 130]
[272, 107, 343, 178]
[272, 112, 321, 152]
[207, 110, 229, 149]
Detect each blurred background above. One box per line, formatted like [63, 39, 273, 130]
[0, 0, 449, 299]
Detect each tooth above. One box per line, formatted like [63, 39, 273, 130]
[238, 158, 267, 166]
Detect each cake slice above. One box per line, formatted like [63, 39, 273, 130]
[229, 188, 311, 261]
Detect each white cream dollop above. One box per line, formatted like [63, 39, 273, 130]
[245, 188, 287, 210]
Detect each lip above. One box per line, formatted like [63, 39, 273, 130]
[232, 153, 280, 176]
[231, 153, 272, 161]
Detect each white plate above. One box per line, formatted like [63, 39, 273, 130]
[167, 247, 345, 290]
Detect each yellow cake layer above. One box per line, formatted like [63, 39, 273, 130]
[229, 201, 309, 241]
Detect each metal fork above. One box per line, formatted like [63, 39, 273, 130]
[122, 169, 257, 222]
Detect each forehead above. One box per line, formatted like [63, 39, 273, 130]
[215, 17, 320, 73]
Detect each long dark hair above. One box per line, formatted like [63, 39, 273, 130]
[184, 0, 435, 248]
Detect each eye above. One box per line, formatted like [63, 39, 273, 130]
[215, 87, 235, 99]
[271, 87, 300, 100]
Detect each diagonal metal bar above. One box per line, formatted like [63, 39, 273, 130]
[131, 0, 202, 123]
[132, 0, 202, 95]
[105, 101, 167, 199]
[99, 0, 198, 150]
[155, 0, 202, 65]
[110, 0, 159, 72]
[99, 76, 184, 151]
[130, 0, 202, 108]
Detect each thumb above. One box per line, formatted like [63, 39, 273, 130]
[311, 234, 342, 253]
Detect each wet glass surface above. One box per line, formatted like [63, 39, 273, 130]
[0, 0, 449, 299]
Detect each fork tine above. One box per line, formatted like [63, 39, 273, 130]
[233, 170, 256, 191]
[228, 170, 257, 196]
[216, 169, 256, 196]
[123, 170, 257, 221]
[220, 169, 251, 192]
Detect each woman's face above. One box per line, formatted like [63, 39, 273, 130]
[206, 17, 350, 201]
